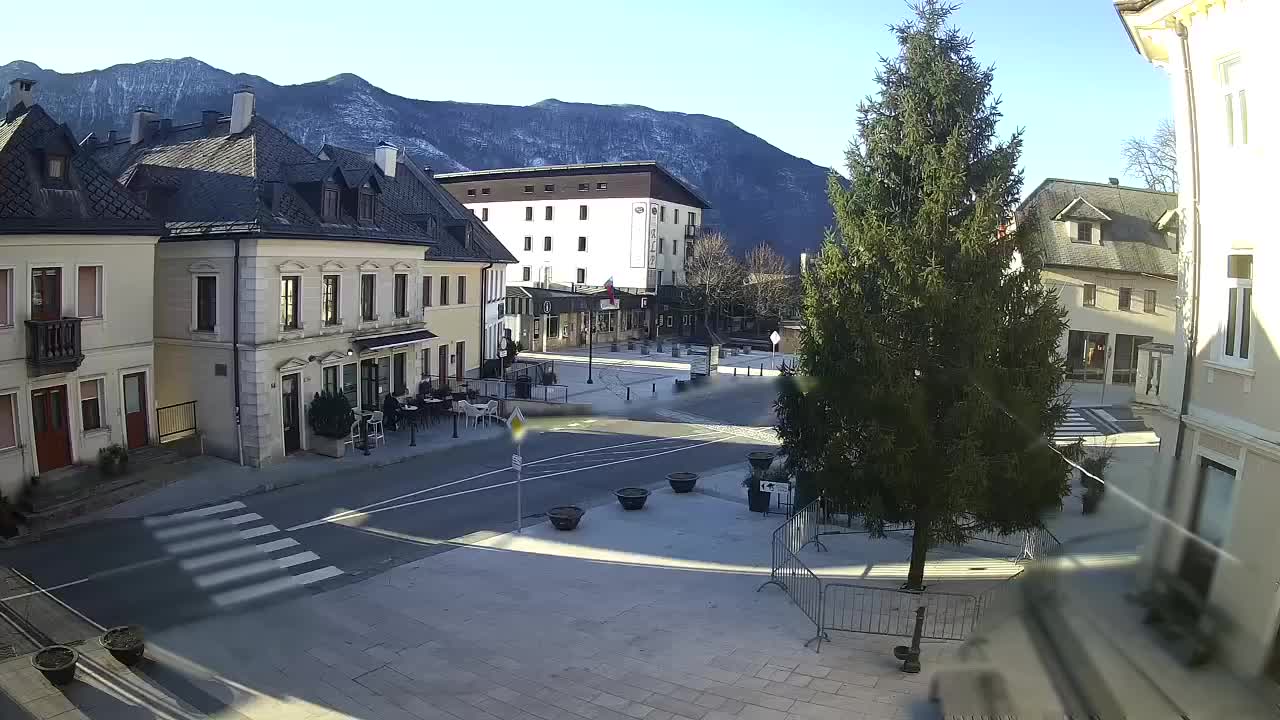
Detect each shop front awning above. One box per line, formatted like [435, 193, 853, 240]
[352, 328, 437, 352]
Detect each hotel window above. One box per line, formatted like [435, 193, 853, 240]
[1144, 289, 1157, 314]
[361, 273, 376, 321]
[481, 207, 489, 221]
[1118, 287, 1132, 311]
[523, 236, 532, 251]
[322, 188, 340, 220]
[280, 275, 300, 330]
[658, 238, 665, 254]
[466, 189, 476, 196]
[1223, 254, 1253, 363]
[481, 187, 490, 195]
[660, 206, 666, 222]
[525, 206, 533, 221]
[77, 265, 102, 318]
[578, 183, 588, 191]
[422, 276, 432, 307]
[689, 212, 697, 225]
[522, 266, 531, 281]
[674, 209, 680, 225]
[543, 184, 554, 192]
[46, 154, 66, 182]
[394, 273, 408, 317]
[578, 237, 587, 252]
[523, 185, 534, 193]
[576, 268, 586, 284]
[440, 275, 450, 306]
[545, 206, 554, 221]
[457, 275, 467, 304]
[596, 182, 607, 190]
[579, 205, 588, 220]
[1082, 284, 1096, 308]
[1220, 57, 1248, 147]
[195, 275, 216, 332]
[80, 379, 103, 431]
[357, 190, 375, 220]
[322, 274, 340, 325]
[544, 236, 552, 251]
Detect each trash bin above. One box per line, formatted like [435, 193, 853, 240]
[514, 376, 533, 399]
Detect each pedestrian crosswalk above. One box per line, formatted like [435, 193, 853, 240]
[143, 501, 341, 608]
[1053, 408, 1104, 444]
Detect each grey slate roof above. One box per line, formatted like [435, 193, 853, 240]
[320, 143, 516, 264]
[0, 104, 157, 234]
[1016, 178, 1177, 278]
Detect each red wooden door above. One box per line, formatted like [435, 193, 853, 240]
[30, 268, 61, 320]
[122, 372, 148, 449]
[31, 386, 71, 471]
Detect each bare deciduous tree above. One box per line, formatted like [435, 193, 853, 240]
[1122, 119, 1178, 192]
[744, 242, 794, 321]
[685, 231, 744, 328]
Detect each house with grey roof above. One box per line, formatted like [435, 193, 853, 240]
[88, 86, 514, 467]
[0, 79, 163, 498]
[1014, 177, 1178, 386]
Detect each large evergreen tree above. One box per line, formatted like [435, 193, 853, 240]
[775, 1, 1070, 590]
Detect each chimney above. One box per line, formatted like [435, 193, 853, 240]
[230, 85, 254, 134]
[6, 78, 35, 113]
[1108, 177, 1120, 186]
[422, 164, 433, 178]
[130, 106, 157, 144]
[202, 110, 221, 134]
[374, 142, 398, 178]
[159, 118, 173, 136]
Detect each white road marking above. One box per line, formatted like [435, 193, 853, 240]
[315, 435, 729, 526]
[287, 430, 721, 531]
[256, 538, 301, 553]
[165, 532, 242, 555]
[194, 559, 281, 588]
[210, 566, 343, 607]
[143, 501, 246, 527]
[293, 565, 344, 585]
[178, 538, 301, 571]
[238, 524, 280, 540]
[152, 513, 262, 541]
[274, 551, 320, 569]
[224, 513, 264, 526]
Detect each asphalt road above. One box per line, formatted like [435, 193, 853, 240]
[0, 374, 780, 637]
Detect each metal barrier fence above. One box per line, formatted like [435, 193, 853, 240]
[157, 400, 197, 443]
[761, 497, 1058, 652]
[472, 378, 570, 404]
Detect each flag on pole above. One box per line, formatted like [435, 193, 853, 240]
[604, 276, 616, 303]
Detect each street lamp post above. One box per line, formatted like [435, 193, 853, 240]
[587, 305, 594, 384]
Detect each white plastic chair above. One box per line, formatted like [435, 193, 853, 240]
[462, 401, 485, 428]
[366, 411, 385, 446]
[483, 400, 499, 426]
[345, 419, 360, 452]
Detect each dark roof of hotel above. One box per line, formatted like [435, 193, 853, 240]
[436, 161, 711, 209]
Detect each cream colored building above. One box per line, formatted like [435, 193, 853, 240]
[0, 81, 161, 499]
[1118, 0, 1280, 681]
[1015, 178, 1177, 385]
[90, 88, 514, 467]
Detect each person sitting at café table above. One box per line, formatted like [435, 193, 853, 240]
[382, 393, 402, 431]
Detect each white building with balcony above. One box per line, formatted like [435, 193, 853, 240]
[436, 162, 710, 294]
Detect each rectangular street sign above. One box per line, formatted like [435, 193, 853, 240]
[512, 453, 522, 470]
[760, 480, 789, 495]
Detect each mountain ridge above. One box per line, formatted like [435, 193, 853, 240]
[1, 57, 832, 257]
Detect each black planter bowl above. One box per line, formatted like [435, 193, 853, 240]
[747, 451, 775, 473]
[548, 506, 584, 531]
[667, 472, 699, 494]
[32, 645, 78, 686]
[615, 487, 650, 511]
[100, 625, 145, 666]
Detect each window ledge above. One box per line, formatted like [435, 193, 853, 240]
[1205, 360, 1254, 377]
[191, 329, 218, 338]
[82, 428, 111, 439]
[80, 316, 104, 325]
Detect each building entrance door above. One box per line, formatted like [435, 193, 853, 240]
[281, 372, 301, 453]
[122, 372, 149, 449]
[31, 386, 71, 471]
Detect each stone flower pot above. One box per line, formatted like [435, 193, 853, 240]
[747, 451, 776, 473]
[667, 472, 698, 493]
[32, 645, 78, 686]
[548, 506, 584, 531]
[615, 487, 650, 511]
[312, 435, 347, 458]
[611, 342, 619, 352]
[100, 625, 145, 666]
[627, 340, 635, 351]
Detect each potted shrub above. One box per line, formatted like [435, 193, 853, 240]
[667, 472, 698, 493]
[1078, 446, 1113, 515]
[541, 371, 558, 385]
[614, 487, 650, 510]
[548, 506, 584, 530]
[307, 390, 355, 458]
[747, 451, 776, 474]
[100, 626, 145, 666]
[98, 444, 129, 477]
[0, 494, 25, 540]
[32, 645, 78, 685]
[744, 469, 784, 513]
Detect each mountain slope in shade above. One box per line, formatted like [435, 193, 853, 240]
[0, 58, 832, 258]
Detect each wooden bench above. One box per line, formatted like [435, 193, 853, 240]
[1138, 571, 1217, 667]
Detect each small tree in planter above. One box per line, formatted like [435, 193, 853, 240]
[307, 390, 355, 458]
[0, 494, 26, 540]
[98, 444, 129, 477]
[1078, 445, 1114, 515]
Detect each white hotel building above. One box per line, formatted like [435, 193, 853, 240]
[436, 162, 710, 294]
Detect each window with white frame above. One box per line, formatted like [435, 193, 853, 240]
[194, 275, 217, 332]
[322, 365, 339, 395]
[394, 273, 409, 318]
[80, 378, 104, 431]
[0, 392, 16, 451]
[1220, 57, 1248, 147]
[361, 273, 376, 321]
[280, 275, 301, 330]
[0, 268, 12, 327]
[322, 275, 340, 326]
[576, 268, 586, 284]
[1083, 283, 1097, 308]
[522, 266, 531, 282]
[1223, 254, 1253, 364]
[77, 265, 103, 318]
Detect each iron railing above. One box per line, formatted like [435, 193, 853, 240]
[472, 378, 570, 404]
[157, 401, 198, 443]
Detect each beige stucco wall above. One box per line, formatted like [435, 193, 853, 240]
[0, 233, 158, 497]
[153, 237, 489, 466]
[1043, 267, 1176, 378]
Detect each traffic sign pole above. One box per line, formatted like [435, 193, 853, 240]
[515, 445, 523, 533]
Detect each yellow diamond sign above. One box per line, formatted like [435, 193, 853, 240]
[506, 406, 527, 444]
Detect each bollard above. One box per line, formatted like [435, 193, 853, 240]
[760, 363, 765, 376]
[652, 382, 656, 395]
[409, 413, 417, 447]
[452, 406, 458, 439]
[361, 413, 370, 456]
[627, 386, 631, 401]
[734, 367, 737, 377]
[893, 606, 925, 673]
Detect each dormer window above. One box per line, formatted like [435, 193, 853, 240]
[46, 154, 66, 181]
[322, 187, 340, 220]
[358, 190, 375, 221]
[1075, 221, 1093, 244]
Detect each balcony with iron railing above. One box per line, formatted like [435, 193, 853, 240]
[25, 317, 84, 376]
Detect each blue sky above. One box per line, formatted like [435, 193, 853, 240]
[9, 0, 1169, 193]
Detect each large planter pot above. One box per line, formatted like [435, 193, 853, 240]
[32, 645, 78, 686]
[674, 379, 688, 392]
[611, 342, 619, 352]
[671, 346, 681, 358]
[100, 456, 128, 477]
[641, 344, 651, 355]
[100, 626, 145, 666]
[667, 472, 698, 494]
[312, 435, 347, 458]
[747, 452, 776, 474]
[747, 485, 772, 513]
[615, 487, 650, 511]
[1082, 490, 1102, 515]
[548, 506, 584, 531]
[627, 341, 635, 351]
[515, 377, 533, 399]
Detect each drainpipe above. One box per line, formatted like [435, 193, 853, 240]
[233, 237, 244, 466]
[1172, 19, 1202, 467]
